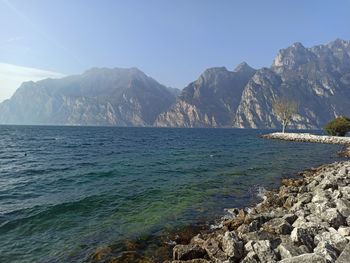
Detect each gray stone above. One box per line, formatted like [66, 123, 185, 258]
[173, 244, 208, 260]
[321, 208, 345, 229]
[221, 231, 243, 260]
[338, 226, 350, 237]
[336, 199, 350, 218]
[290, 227, 315, 251]
[306, 214, 330, 228]
[336, 243, 350, 263]
[308, 201, 330, 216]
[313, 241, 338, 262]
[203, 236, 228, 262]
[166, 260, 209, 263]
[318, 177, 338, 190]
[292, 217, 307, 228]
[277, 241, 308, 259]
[262, 218, 293, 235]
[279, 253, 327, 263]
[311, 189, 330, 203]
[251, 240, 278, 262]
[339, 186, 350, 200]
[314, 228, 349, 252]
[240, 251, 259, 263]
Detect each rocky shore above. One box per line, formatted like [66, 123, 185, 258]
[164, 159, 350, 263]
[261, 132, 350, 146]
[262, 133, 350, 158]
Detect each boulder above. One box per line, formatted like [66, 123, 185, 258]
[240, 251, 259, 263]
[335, 199, 350, 218]
[318, 177, 338, 190]
[284, 196, 298, 209]
[173, 244, 207, 260]
[339, 186, 350, 200]
[221, 231, 243, 260]
[320, 208, 345, 229]
[279, 252, 327, 262]
[338, 226, 350, 237]
[290, 227, 315, 251]
[224, 209, 247, 230]
[251, 240, 278, 262]
[308, 201, 330, 217]
[277, 241, 308, 259]
[314, 228, 349, 252]
[292, 217, 307, 228]
[262, 218, 293, 235]
[165, 260, 210, 263]
[203, 235, 228, 262]
[313, 241, 338, 262]
[311, 189, 330, 203]
[336, 243, 350, 263]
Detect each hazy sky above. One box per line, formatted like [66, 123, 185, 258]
[0, 0, 350, 102]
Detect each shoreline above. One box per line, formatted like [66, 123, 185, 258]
[163, 133, 350, 263]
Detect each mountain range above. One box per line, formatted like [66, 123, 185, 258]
[1, 39, 350, 129]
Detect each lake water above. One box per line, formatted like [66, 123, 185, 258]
[0, 126, 341, 262]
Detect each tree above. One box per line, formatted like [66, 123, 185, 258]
[324, 116, 350, 137]
[272, 99, 298, 133]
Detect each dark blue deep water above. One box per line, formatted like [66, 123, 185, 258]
[0, 126, 342, 262]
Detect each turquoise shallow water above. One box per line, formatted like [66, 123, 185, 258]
[0, 126, 342, 262]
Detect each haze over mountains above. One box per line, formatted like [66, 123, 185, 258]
[1, 39, 350, 128]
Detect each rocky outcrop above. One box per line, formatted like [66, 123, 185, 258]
[234, 39, 350, 129]
[165, 160, 350, 262]
[155, 39, 350, 129]
[0, 67, 178, 126]
[154, 64, 256, 127]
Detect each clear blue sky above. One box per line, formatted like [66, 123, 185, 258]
[0, 0, 350, 95]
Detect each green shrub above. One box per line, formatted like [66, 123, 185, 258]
[324, 116, 350, 136]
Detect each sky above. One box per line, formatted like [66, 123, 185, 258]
[0, 0, 350, 102]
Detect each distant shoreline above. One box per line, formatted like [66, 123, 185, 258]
[262, 132, 350, 158]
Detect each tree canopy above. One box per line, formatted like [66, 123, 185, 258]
[324, 116, 350, 137]
[273, 99, 298, 133]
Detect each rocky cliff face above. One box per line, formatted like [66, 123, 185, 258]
[2, 39, 349, 128]
[155, 39, 350, 129]
[0, 68, 178, 126]
[234, 39, 350, 129]
[154, 63, 256, 127]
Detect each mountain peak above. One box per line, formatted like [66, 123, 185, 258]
[272, 41, 313, 71]
[291, 42, 305, 50]
[234, 62, 255, 73]
[202, 67, 228, 75]
[83, 67, 144, 76]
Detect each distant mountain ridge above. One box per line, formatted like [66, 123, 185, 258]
[1, 39, 349, 128]
[154, 63, 256, 127]
[156, 38, 350, 129]
[0, 67, 179, 126]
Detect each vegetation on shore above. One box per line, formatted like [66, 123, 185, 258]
[324, 117, 350, 137]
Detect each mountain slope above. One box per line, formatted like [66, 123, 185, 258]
[0, 67, 178, 126]
[154, 63, 256, 127]
[233, 39, 350, 129]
